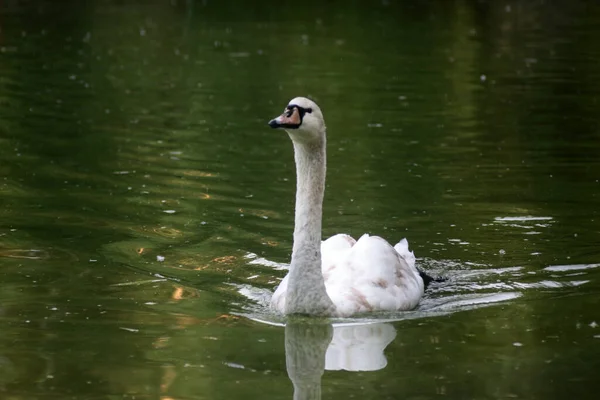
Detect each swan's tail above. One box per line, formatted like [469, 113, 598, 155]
[395, 238, 447, 290]
[393, 238, 416, 267]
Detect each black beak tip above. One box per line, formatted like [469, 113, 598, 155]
[268, 119, 280, 129]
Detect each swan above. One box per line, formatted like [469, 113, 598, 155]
[268, 97, 429, 317]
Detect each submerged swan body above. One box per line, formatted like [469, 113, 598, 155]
[268, 97, 424, 317]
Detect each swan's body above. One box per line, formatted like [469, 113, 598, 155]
[268, 97, 424, 317]
[272, 233, 423, 317]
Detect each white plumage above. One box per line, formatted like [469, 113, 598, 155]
[272, 234, 423, 317]
[268, 97, 424, 317]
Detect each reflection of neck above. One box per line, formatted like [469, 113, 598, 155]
[285, 322, 333, 400]
[292, 382, 320, 400]
[285, 138, 334, 315]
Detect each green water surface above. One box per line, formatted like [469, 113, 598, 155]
[1, 1, 599, 399]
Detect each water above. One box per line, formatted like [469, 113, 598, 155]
[1, 0, 599, 398]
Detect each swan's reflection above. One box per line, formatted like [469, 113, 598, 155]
[285, 321, 395, 400]
[325, 323, 396, 371]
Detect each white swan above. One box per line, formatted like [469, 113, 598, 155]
[268, 97, 425, 317]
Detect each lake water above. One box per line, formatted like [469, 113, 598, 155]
[1, 1, 599, 399]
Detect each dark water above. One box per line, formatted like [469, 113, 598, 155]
[1, 0, 600, 399]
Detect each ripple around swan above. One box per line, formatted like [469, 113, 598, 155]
[494, 216, 554, 222]
[543, 263, 600, 272]
[234, 253, 599, 326]
[243, 252, 288, 270]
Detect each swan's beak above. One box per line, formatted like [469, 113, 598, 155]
[268, 117, 283, 128]
[268, 107, 301, 129]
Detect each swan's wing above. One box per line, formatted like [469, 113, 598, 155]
[271, 234, 355, 314]
[271, 274, 288, 313]
[321, 234, 356, 275]
[324, 234, 424, 316]
[273, 234, 423, 316]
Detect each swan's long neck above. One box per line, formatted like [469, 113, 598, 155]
[285, 136, 335, 315]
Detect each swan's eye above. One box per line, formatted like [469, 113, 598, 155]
[270, 104, 311, 129]
[286, 105, 312, 117]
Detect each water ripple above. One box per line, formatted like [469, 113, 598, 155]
[235, 253, 600, 325]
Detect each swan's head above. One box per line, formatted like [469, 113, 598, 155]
[268, 97, 325, 144]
